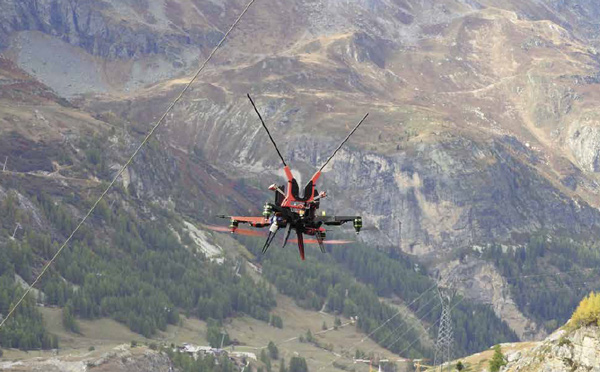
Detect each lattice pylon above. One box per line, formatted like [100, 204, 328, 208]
[433, 288, 454, 371]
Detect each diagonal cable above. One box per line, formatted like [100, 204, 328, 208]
[317, 282, 440, 371]
[0, 0, 259, 330]
[367, 293, 441, 351]
[393, 296, 467, 360]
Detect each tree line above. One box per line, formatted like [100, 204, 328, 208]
[481, 233, 600, 331]
[0, 186, 278, 347]
[246, 237, 517, 358]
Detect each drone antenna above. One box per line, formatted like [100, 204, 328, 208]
[318, 113, 369, 173]
[247, 94, 287, 167]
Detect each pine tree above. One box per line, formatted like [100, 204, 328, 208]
[289, 357, 308, 372]
[268, 341, 279, 360]
[279, 358, 287, 372]
[489, 345, 506, 372]
[261, 349, 272, 372]
[62, 305, 80, 334]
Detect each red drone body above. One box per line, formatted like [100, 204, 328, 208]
[212, 95, 367, 260]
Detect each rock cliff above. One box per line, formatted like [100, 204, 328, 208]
[505, 325, 600, 371]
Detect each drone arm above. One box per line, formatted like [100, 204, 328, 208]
[283, 165, 294, 182]
[317, 215, 363, 233]
[222, 216, 270, 227]
[309, 170, 322, 184]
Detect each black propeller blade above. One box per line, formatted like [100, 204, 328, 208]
[296, 228, 305, 261]
[282, 224, 292, 248]
[315, 231, 326, 253]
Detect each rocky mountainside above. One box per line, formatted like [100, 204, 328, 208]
[5, 0, 600, 250]
[3, 0, 600, 351]
[503, 324, 600, 371]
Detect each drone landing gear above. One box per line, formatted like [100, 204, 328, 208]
[262, 228, 279, 254]
[282, 224, 292, 248]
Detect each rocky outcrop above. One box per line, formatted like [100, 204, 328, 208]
[299, 137, 600, 256]
[0, 0, 221, 59]
[0, 346, 176, 372]
[568, 118, 600, 173]
[504, 325, 600, 371]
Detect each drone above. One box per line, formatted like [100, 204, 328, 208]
[209, 94, 368, 260]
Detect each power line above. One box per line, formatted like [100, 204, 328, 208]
[388, 267, 599, 366]
[0, 0, 260, 330]
[394, 296, 467, 363]
[316, 282, 440, 371]
[365, 293, 442, 353]
[318, 265, 598, 370]
[358, 283, 440, 344]
[345, 295, 442, 370]
[382, 264, 462, 356]
[384, 299, 441, 351]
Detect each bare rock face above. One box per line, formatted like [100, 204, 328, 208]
[0, 0, 221, 58]
[89, 349, 175, 372]
[505, 326, 600, 371]
[568, 119, 600, 173]
[439, 258, 545, 341]
[0, 0, 220, 95]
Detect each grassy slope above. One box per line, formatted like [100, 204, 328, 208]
[0, 292, 401, 372]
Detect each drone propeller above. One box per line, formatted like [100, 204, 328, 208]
[289, 239, 353, 245]
[315, 230, 326, 253]
[205, 225, 266, 237]
[207, 225, 352, 244]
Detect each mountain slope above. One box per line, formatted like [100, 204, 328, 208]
[3, 0, 600, 362]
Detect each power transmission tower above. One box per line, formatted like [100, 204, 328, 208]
[433, 283, 455, 371]
[2, 156, 7, 172]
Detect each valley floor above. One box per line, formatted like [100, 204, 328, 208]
[0, 293, 406, 372]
